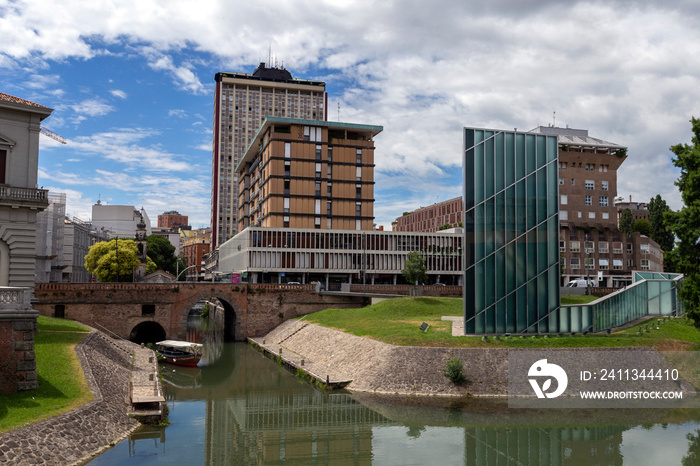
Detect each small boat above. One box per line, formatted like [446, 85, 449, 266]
[155, 340, 203, 367]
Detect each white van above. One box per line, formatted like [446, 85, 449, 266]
[566, 279, 595, 288]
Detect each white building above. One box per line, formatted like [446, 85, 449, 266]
[34, 192, 66, 283]
[218, 227, 463, 288]
[91, 203, 152, 238]
[0, 92, 53, 287]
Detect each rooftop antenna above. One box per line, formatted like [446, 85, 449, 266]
[268, 44, 271, 67]
[337, 102, 340, 121]
[553, 111, 556, 127]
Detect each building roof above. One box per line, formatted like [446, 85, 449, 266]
[0, 92, 53, 118]
[530, 125, 626, 150]
[237, 117, 383, 172]
[215, 63, 325, 87]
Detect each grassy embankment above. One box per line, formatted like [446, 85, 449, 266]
[0, 316, 92, 433]
[303, 296, 700, 350]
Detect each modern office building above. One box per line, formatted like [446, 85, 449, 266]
[157, 210, 188, 232]
[236, 117, 382, 232]
[393, 196, 463, 232]
[211, 63, 327, 249]
[463, 126, 560, 334]
[0, 92, 52, 287]
[219, 227, 463, 286]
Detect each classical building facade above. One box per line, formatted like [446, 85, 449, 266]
[463, 126, 560, 334]
[393, 196, 463, 232]
[236, 117, 382, 232]
[219, 227, 463, 287]
[0, 92, 52, 287]
[211, 63, 327, 248]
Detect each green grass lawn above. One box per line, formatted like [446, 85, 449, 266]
[561, 294, 600, 305]
[303, 297, 700, 350]
[0, 316, 92, 433]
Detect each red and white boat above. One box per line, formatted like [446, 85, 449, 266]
[155, 340, 203, 367]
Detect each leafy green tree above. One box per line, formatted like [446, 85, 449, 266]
[84, 239, 156, 282]
[669, 117, 700, 327]
[632, 218, 652, 237]
[649, 195, 676, 252]
[146, 235, 178, 274]
[619, 208, 634, 236]
[682, 429, 700, 466]
[438, 223, 452, 230]
[402, 251, 427, 285]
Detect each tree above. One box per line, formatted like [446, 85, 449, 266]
[619, 208, 634, 235]
[669, 117, 700, 327]
[631, 218, 652, 237]
[402, 251, 427, 285]
[438, 223, 452, 230]
[649, 194, 676, 252]
[85, 239, 156, 282]
[146, 235, 178, 274]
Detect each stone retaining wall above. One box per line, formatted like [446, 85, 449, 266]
[259, 320, 510, 396]
[0, 331, 143, 465]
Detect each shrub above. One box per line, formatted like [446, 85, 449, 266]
[443, 357, 467, 384]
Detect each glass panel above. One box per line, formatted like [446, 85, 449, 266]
[537, 222, 547, 274]
[486, 305, 495, 334]
[506, 186, 516, 244]
[516, 133, 525, 179]
[506, 132, 515, 187]
[526, 174, 536, 231]
[549, 266, 559, 313]
[506, 294, 516, 333]
[537, 167, 547, 224]
[496, 248, 505, 299]
[517, 236, 526, 288]
[475, 204, 485, 261]
[495, 132, 505, 193]
[475, 260, 485, 313]
[506, 242, 516, 294]
[547, 161, 557, 218]
[474, 141, 484, 204]
[547, 135, 558, 162]
[526, 134, 536, 175]
[485, 136, 495, 198]
[517, 287, 527, 333]
[485, 198, 495, 258]
[538, 274, 548, 332]
[548, 217, 558, 267]
[496, 300, 506, 334]
[495, 191, 505, 252]
[527, 230, 536, 280]
[536, 135, 546, 168]
[516, 180, 526, 236]
[527, 280, 537, 331]
[485, 255, 495, 309]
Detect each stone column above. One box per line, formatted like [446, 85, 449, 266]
[0, 287, 39, 394]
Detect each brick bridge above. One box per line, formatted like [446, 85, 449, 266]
[33, 283, 368, 342]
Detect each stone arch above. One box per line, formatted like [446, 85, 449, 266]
[0, 238, 8, 286]
[178, 288, 244, 342]
[129, 321, 166, 344]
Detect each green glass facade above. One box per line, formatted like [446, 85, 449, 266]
[463, 127, 560, 334]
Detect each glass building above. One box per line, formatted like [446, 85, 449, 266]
[463, 127, 560, 334]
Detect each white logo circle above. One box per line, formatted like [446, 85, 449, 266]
[528, 359, 568, 398]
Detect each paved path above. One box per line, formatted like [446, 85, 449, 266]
[0, 331, 156, 465]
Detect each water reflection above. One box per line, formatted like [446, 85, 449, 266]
[89, 316, 700, 465]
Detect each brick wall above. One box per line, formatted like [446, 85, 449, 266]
[0, 317, 37, 394]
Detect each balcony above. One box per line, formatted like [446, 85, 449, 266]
[0, 186, 49, 209]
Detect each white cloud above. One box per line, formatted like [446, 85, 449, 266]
[110, 89, 127, 99]
[71, 98, 114, 117]
[168, 109, 187, 118]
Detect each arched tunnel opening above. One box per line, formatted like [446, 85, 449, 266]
[129, 321, 167, 344]
[188, 297, 237, 343]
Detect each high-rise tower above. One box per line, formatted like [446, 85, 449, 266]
[211, 63, 326, 248]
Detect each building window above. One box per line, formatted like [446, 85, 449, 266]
[599, 242, 608, 253]
[315, 145, 322, 160]
[627, 243, 633, 254]
[315, 163, 322, 178]
[570, 241, 580, 252]
[641, 243, 650, 252]
[560, 194, 568, 205]
[602, 180, 608, 191]
[284, 142, 291, 158]
[0, 149, 6, 184]
[561, 257, 566, 269]
[356, 202, 362, 216]
[571, 178, 575, 186]
[613, 242, 623, 253]
[356, 219, 361, 230]
[315, 217, 321, 228]
[560, 241, 566, 252]
[283, 215, 290, 228]
[315, 199, 321, 215]
[585, 195, 592, 206]
[599, 259, 609, 270]
[327, 200, 332, 215]
[628, 259, 634, 267]
[585, 241, 594, 253]
[599, 196, 608, 206]
[284, 161, 291, 178]
[327, 218, 332, 229]
[327, 147, 333, 162]
[613, 259, 623, 270]
[589, 212, 595, 219]
[585, 180, 594, 190]
[571, 258, 580, 269]
[641, 259, 650, 270]
[284, 179, 290, 195]
[304, 126, 322, 142]
[356, 166, 362, 181]
[585, 258, 594, 269]
[356, 184, 362, 199]
[602, 212, 609, 220]
[559, 177, 564, 185]
[327, 182, 332, 197]
[356, 148, 362, 164]
[559, 162, 567, 169]
[560, 210, 568, 220]
[283, 197, 290, 214]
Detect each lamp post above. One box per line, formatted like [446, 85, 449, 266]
[115, 236, 119, 283]
[585, 232, 590, 295]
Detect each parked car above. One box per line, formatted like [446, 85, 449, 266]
[566, 279, 595, 288]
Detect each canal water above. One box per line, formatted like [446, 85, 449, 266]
[89, 319, 700, 465]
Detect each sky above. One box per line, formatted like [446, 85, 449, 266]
[2, 0, 699, 230]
